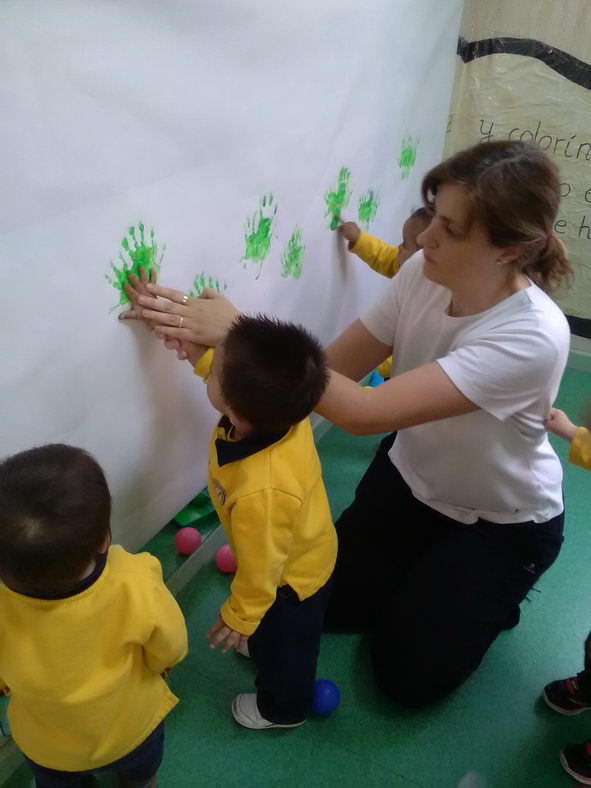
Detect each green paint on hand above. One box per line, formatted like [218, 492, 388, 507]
[281, 227, 305, 280]
[325, 167, 352, 230]
[398, 136, 419, 180]
[358, 189, 379, 228]
[105, 222, 165, 307]
[243, 193, 277, 279]
[189, 272, 227, 298]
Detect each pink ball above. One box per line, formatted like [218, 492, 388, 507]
[215, 544, 237, 573]
[175, 527, 202, 555]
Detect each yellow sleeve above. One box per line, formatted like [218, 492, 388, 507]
[350, 231, 401, 278]
[376, 357, 392, 379]
[194, 347, 214, 379]
[569, 426, 591, 471]
[143, 559, 189, 673]
[220, 489, 301, 636]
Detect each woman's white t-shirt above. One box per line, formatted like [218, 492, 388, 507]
[361, 253, 570, 524]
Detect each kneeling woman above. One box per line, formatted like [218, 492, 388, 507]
[132, 140, 572, 707]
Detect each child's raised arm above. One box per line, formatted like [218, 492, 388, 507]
[547, 407, 591, 471]
[337, 220, 401, 278]
[546, 408, 578, 442]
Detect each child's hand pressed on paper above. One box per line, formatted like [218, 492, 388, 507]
[120, 266, 158, 326]
[161, 336, 208, 367]
[546, 408, 578, 442]
[119, 266, 206, 365]
[337, 220, 361, 247]
[207, 615, 248, 653]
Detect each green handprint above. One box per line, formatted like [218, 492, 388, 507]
[189, 272, 227, 297]
[106, 222, 165, 308]
[358, 190, 379, 228]
[243, 193, 277, 279]
[398, 136, 419, 180]
[281, 227, 305, 280]
[325, 167, 352, 230]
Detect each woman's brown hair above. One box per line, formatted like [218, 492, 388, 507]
[422, 140, 573, 294]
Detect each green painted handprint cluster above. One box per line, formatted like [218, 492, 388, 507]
[241, 195, 305, 281]
[107, 139, 421, 304]
[105, 224, 226, 310]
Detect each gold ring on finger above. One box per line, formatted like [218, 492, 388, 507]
[181, 294, 189, 305]
[179, 316, 184, 329]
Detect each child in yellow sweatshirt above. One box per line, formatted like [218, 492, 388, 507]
[543, 406, 591, 785]
[171, 315, 336, 731]
[0, 444, 188, 787]
[338, 207, 431, 378]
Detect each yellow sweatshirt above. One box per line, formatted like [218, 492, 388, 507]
[570, 426, 591, 470]
[0, 546, 188, 771]
[196, 351, 337, 636]
[350, 231, 401, 278]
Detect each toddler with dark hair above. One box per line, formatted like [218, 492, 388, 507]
[177, 314, 336, 730]
[0, 444, 187, 787]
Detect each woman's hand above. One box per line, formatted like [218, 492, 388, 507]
[135, 285, 240, 347]
[119, 269, 207, 362]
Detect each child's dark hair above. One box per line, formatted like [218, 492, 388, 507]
[409, 207, 431, 227]
[221, 315, 329, 433]
[0, 444, 111, 594]
[422, 140, 573, 294]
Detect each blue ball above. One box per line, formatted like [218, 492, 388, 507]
[312, 678, 341, 715]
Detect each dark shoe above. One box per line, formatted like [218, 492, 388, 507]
[543, 673, 591, 715]
[560, 741, 591, 784]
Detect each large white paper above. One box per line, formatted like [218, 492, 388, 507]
[0, 0, 462, 548]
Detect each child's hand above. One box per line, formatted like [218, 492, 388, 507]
[119, 266, 158, 326]
[163, 337, 188, 361]
[338, 220, 361, 247]
[158, 335, 208, 367]
[546, 408, 578, 442]
[207, 616, 247, 654]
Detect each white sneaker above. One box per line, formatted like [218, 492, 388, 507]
[236, 639, 250, 658]
[231, 693, 306, 730]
